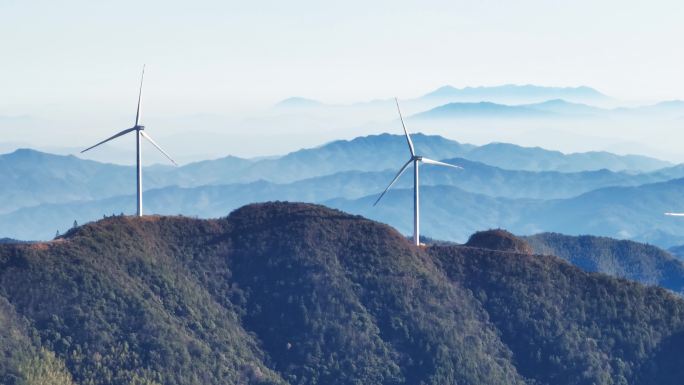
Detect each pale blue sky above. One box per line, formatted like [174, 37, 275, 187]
[1, 0, 683, 161]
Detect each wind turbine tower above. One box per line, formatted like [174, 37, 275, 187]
[82, 66, 177, 217]
[374, 98, 462, 246]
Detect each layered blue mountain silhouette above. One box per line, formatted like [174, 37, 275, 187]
[420, 84, 610, 104]
[275, 85, 613, 109]
[2, 133, 684, 244]
[412, 99, 684, 120]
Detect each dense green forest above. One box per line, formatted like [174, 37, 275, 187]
[525, 232, 684, 294]
[1, 203, 684, 385]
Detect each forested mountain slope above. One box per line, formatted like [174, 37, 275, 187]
[1, 203, 683, 385]
[525, 232, 684, 294]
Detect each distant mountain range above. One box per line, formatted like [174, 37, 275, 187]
[420, 84, 610, 105]
[274, 96, 326, 108]
[274, 83, 684, 122]
[461, 142, 672, 172]
[525, 232, 684, 294]
[0, 149, 165, 214]
[1, 133, 682, 241]
[328, 178, 684, 248]
[412, 101, 553, 119]
[5, 169, 684, 244]
[412, 99, 684, 120]
[0, 134, 672, 212]
[275, 84, 614, 110]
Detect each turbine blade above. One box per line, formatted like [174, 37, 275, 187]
[665, 212, 684, 216]
[140, 131, 178, 166]
[134, 65, 145, 126]
[81, 127, 136, 153]
[421, 157, 463, 169]
[395, 98, 415, 157]
[373, 159, 413, 206]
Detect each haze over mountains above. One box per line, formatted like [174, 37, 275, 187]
[275, 84, 614, 111]
[8, 84, 684, 165]
[273, 84, 684, 124]
[268, 84, 684, 166]
[3, 132, 684, 245]
[412, 99, 684, 120]
[5, 82, 684, 384]
[4, 83, 684, 249]
[330, 177, 684, 247]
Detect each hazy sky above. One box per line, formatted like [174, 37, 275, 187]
[2, 0, 683, 161]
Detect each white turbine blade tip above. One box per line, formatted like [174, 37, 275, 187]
[135, 65, 146, 126]
[395, 98, 415, 157]
[421, 157, 463, 169]
[81, 127, 136, 153]
[140, 131, 178, 166]
[665, 212, 684, 216]
[373, 159, 413, 206]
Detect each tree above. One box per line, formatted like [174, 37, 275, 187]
[18, 348, 75, 385]
[130, 374, 162, 385]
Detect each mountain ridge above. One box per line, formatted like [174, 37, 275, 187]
[412, 98, 684, 120]
[3, 158, 683, 241]
[524, 232, 684, 294]
[412, 101, 554, 119]
[421, 84, 608, 101]
[327, 178, 684, 248]
[0, 134, 672, 216]
[2, 202, 684, 384]
[275, 84, 612, 108]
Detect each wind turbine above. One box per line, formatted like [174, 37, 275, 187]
[374, 98, 462, 246]
[81, 66, 177, 217]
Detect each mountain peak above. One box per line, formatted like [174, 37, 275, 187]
[652, 100, 684, 108]
[274, 97, 324, 108]
[465, 229, 533, 254]
[413, 101, 551, 119]
[421, 84, 608, 103]
[6, 148, 49, 157]
[1, 148, 82, 164]
[229, 201, 357, 223]
[227, 201, 412, 246]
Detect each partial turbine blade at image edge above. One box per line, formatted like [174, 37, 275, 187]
[373, 158, 413, 206]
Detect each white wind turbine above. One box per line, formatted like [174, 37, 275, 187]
[81, 66, 177, 217]
[374, 98, 462, 246]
